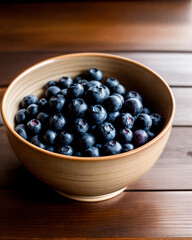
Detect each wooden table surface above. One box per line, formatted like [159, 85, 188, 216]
[1, 1, 192, 239]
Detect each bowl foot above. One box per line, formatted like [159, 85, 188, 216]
[55, 187, 127, 202]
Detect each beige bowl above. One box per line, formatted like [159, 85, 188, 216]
[1, 53, 175, 202]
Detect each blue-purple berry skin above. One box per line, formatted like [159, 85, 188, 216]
[122, 143, 134, 152]
[107, 111, 120, 123]
[57, 145, 74, 156]
[26, 104, 39, 118]
[21, 94, 38, 108]
[38, 98, 49, 112]
[46, 145, 55, 152]
[15, 124, 28, 140]
[67, 83, 84, 99]
[30, 135, 46, 149]
[60, 131, 74, 145]
[115, 113, 134, 129]
[133, 129, 148, 147]
[124, 97, 143, 116]
[68, 98, 88, 118]
[79, 133, 95, 149]
[86, 85, 107, 104]
[27, 119, 41, 135]
[135, 113, 152, 131]
[46, 80, 57, 89]
[111, 84, 126, 96]
[142, 107, 151, 115]
[15, 109, 28, 124]
[49, 95, 65, 113]
[150, 113, 163, 132]
[125, 91, 143, 102]
[117, 128, 133, 144]
[88, 68, 103, 81]
[104, 95, 122, 112]
[43, 129, 57, 145]
[84, 146, 100, 157]
[49, 113, 66, 131]
[102, 140, 122, 155]
[104, 78, 119, 89]
[88, 105, 107, 125]
[37, 112, 50, 127]
[73, 118, 89, 135]
[59, 76, 73, 89]
[95, 122, 116, 142]
[45, 86, 61, 99]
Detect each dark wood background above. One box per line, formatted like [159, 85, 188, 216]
[0, 1, 192, 239]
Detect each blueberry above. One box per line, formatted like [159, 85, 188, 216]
[45, 86, 61, 99]
[68, 98, 88, 117]
[147, 130, 156, 141]
[102, 140, 122, 156]
[59, 76, 73, 89]
[75, 73, 88, 82]
[150, 113, 163, 132]
[104, 95, 122, 112]
[37, 112, 50, 128]
[135, 113, 152, 131]
[117, 128, 133, 144]
[95, 143, 102, 149]
[49, 95, 65, 112]
[15, 124, 28, 140]
[88, 68, 103, 81]
[88, 105, 107, 125]
[27, 119, 41, 135]
[57, 145, 73, 156]
[111, 84, 126, 96]
[15, 109, 27, 124]
[102, 85, 110, 98]
[46, 145, 55, 152]
[142, 107, 151, 115]
[74, 151, 82, 157]
[89, 124, 97, 133]
[67, 83, 84, 99]
[104, 78, 119, 89]
[50, 113, 66, 131]
[26, 104, 39, 118]
[107, 111, 120, 123]
[122, 143, 134, 152]
[95, 122, 116, 142]
[125, 91, 143, 102]
[84, 146, 100, 157]
[43, 129, 57, 145]
[74, 79, 89, 88]
[124, 98, 143, 116]
[133, 129, 148, 147]
[84, 80, 102, 91]
[60, 131, 74, 145]
[79, 133, 95, 149]
[115, 113, 134, 129]
[20, 94, 38, 108]
[38, 98, 49, 112]
[113, 93, 125, 104]
[30, 135, 46, 149]
[86, 85, 107, 104]
[73, 118, 89, 135]
[46, 80, 57, 89]
[60, 88, 68, 97]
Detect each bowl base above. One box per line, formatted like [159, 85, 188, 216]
[55, 187, 127, 202]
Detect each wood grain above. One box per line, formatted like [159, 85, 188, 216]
[0, 190, 192, 238]
[1, 52, 192, 87]
[0, 1, 192, 52]
[0, 125, 192, 191]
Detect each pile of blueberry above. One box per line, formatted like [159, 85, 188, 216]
[14, 68, 163, 157]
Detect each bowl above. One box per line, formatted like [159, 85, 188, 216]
[1, 53, 175, 202]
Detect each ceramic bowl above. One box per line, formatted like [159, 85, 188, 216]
[1, 53, 175, 202]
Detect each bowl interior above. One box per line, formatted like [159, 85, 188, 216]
[3, 53, 173, 138]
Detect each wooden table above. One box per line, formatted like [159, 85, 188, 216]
[1, 1, 192, 239]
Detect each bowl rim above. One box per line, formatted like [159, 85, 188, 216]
[1, 52, 175, 161]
